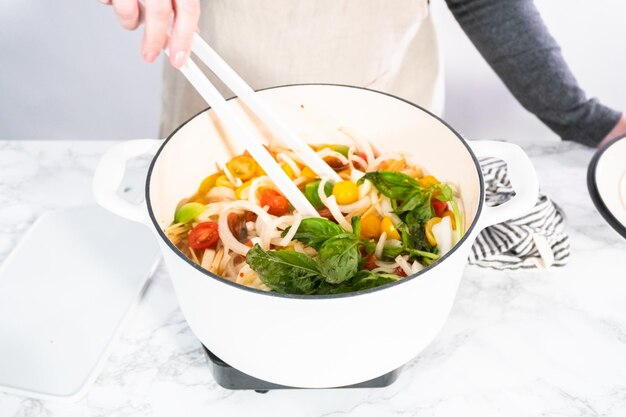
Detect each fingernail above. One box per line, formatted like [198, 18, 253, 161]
[143, 51, 158, 63]
[173, 51, 188, 68]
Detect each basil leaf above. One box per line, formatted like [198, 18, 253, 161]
[351, 215, 362, 238]
[434, 184, 454, 202]
[396, 190, 430, 214]
[317, 270, 401, 294]
[405, 210, 432, 252]
[246, 245, 321, 294]
[316, 234, 360, 284]
[360, 171, 421, 199]
[283, 217, 345, 250]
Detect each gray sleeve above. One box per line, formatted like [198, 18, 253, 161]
[445, 0, 621, 147]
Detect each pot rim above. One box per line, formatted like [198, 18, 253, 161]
[145, 83, 485, 299]
[587, 133, 626, 239]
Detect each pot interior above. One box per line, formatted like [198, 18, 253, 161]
[148, 84, 482, 254]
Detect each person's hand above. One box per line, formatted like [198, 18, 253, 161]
[598, 112, 626, 148]
[98, 0, 200, 68]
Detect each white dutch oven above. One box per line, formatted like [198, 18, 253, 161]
[93, 84, 538, 388]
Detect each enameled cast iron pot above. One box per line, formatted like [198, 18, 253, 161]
[93, 84, 539, 388]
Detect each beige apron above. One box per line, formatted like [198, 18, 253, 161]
[160, 0, 443, 136]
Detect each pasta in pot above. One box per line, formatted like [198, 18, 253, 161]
[166, 131, 464, 295]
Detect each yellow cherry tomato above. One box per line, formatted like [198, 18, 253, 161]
[360, 214, 381, 240]
[419, 175, 439, 189]
[332, 180, 359, 205]
[301, 166, 317, 179]
[442, 210, 456, 230]
[380, 216, 401, 240]
[281, 163, 296, 179]
[226, 155, 258, 181]
[197, 173, 220, 196]
[235, 180, 252, 200]
[425, 217, 442, 246]
[215, 174, 234, 189]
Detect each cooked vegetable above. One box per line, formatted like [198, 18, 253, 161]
[360, 214, 381, 239]
[174, 202, 206, 224]
[380, 216, 400, 240]
[188, 222, 220, 250]
[425, 217, 442, 246]
[332, 180, 359, 205]
[332, 144, 350, 157]
[283, 218, 344, 249]
[215, 175, 234, 189]
[259, 188, 290, 216]
[167, 140, 464, 295]
[304, 180, 332, 209]
[197, 173, 220, 197]
[226, 155, 258, 181]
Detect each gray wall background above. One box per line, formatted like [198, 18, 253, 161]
[1, 1, 624, 142]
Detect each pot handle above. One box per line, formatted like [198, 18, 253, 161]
[92, 139, 162, 225]
[469, 140, 539, 229]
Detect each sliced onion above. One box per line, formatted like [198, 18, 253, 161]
[350, 155, 369, 172]
[326, 195, 352, 232]
[210, 247, 224, 274]
[411, 260, 424, 274]
[219, 214, 251, 256]
[339, 127, 375, 168]
[293, 176, 309, 187]
[395, 255, 413, 276]
[207, 186, 236, 203]
[432, 216, 454, 256]
[372, 266, 398, 274]
[370, 191, 383, 216]
[277, 153, 302, 177]
[201, 249, 216, 270]
[273, 215, 295, 230]
[357, 178, 371, 198]
[375, 232, 388, 259]
[279, 212, 302, 246]
[248, 176, 272, 205]
[316, 148, 349, 165]
[368, 153, 404, 172]
[338, 196, 371, 215]
[219, 200, 274, 255]
[317, 178, 330, 207]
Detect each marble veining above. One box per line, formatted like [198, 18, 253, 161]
[1, 139, 625, 417]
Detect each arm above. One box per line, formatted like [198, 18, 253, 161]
[445, 0, 623, 147]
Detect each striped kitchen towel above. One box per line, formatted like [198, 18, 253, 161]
[468, 157, 570, 269]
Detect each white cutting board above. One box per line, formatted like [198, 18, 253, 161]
[0, 206, 160, 402]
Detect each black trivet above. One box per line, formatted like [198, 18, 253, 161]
[203, 346, 402, 393]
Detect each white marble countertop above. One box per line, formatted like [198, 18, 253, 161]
[1, 139, 625, 417]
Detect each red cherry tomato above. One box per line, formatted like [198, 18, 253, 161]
[394, 266, 407, 277]
[259, 188, 290, 216]
[432, 199, 448, 217]
[188, 221, 219, 249]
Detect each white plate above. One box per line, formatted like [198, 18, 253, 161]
[0, 206, 160, 402]
[588, 135, 626, 238]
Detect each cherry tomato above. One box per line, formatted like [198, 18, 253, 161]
[188, 222, 219, 250]
[364, 254, 377, 270]
[394, 266, 407, 277]
[360, 214, 381, 240]
[226, 155, 258, 181]
[260, 188, 290, 216]
[432, 199, 448, 217]
[227, 212, 245, 240]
